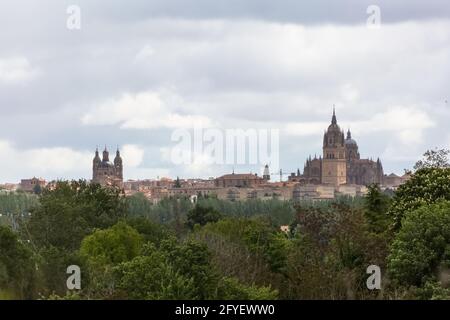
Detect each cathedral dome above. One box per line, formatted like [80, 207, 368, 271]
[345, 129, 357, 146]
[327, 107, 341, 132]
[99, 161, 115, 168]
[327, 123, 341, 132]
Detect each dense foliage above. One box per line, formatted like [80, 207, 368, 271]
[389, 168, 450, 230]
[1, 152, 450, 300]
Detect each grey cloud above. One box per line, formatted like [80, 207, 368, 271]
[0, 1, 449, 181]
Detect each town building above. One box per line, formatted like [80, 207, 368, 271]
[214, 173, 265, 188]
[289, 109, 384, 187]
[19, 177, 46, 193]
[92, 146, 123, 187]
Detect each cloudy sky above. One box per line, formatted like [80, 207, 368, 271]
[0, 0, 449, 182]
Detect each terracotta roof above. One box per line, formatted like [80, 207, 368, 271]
[217, 173, 260, 180]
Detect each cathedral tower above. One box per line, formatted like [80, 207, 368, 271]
[92, 146, 123, 187]
[321, 108, 347, 186]
[93, 147, 101, 180]
[263, 164, 270, 181]
[114, 147, 123, 181]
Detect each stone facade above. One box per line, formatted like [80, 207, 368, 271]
[92, 147, 123, 187]
[20, 177, 46, 192]
[289, 109, 384, 186]
[214, 173, 265, 188]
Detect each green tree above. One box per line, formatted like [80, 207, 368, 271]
[33, 183, 42, 195]
[0, 225, 36, 299]
[26, 180, 126, 250]
[388, 201, 450, 292]
[80, 222, 143, 266]
[161, 238, 221, 299]
[114, 244, 197, 300]
[186, 204, 222, 229]
[126, 192, 153, 217]
[388, 168, 450, 230]
[125, 217, 172, 246]
[79, 222, 143, 298]
[364, 184, 392, 233]
[217, 277, 278, 300]
[37, 246, 84, 297]
[174, 177, 182, 188]
[414, 148, 450, 171]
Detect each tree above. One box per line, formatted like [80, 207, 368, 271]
[414, 148, 450, 171]
[126, 192, 153, 217]
[174, 177, 181, 188]
[193, 217, 288, 295]
[37, 246, 84, 297]
[388, 168, 450, 230]
[388, 201, 450, 297]
[217, 277, 278, 300]
[80, 222, 143, 266]
[161, 238, 220, 299]
[114, 244, 197, 300]
[125, 217, 173, 246]
[186, 204, 222, 229]
[364, 184, 392, 233]
[79, 222, 143, 298]
[285, 202, 386, 299]
[0, 225, 36, 299]
[33, 183, 42, 195]
[26, 180, 126, 250]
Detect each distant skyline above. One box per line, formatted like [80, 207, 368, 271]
[0, 1, 449, 182]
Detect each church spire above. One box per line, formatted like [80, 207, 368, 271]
[331, 105, 337, 125]
[103, 145, 109, 162]
[347, 128, 351, 139]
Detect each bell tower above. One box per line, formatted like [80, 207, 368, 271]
[321, 107, 347, 186]
[114, 147, 123, 181]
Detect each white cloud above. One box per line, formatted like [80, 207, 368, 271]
[284, 122, 328, 137]
[285, 106, 434, 143]
[0, 140, 153, 182]
[351, 106, 435, 145]
[0, 140, 91, 182]
[135, 45, 155, 62]
[121, 144, 145, 167]
[81, 91, 214, 129]
[0, 57, 38, 84]
[1, 15, 450, 179]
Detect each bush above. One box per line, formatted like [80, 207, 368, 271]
[388, 201, 450, 290]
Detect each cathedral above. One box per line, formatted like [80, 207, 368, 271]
[92, 146, 123, 187]
[289, 109, 384, 186]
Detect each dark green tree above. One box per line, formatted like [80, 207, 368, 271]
[33, 183, 42, 195]
[217, 277, 278, 300]
[114, 243, 197, 300]
[388, 201, 450, 297]
[186, 204, 222, 229]
[26, 180, 126, 250]
[364, 184, 392, 233]
[161, 238, 221, 299]
[174, 177, 182, 188]
[0, 225, 36, 299]
[388, 168, 450, 230]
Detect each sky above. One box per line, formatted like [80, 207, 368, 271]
[0, 0, 449, 182]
